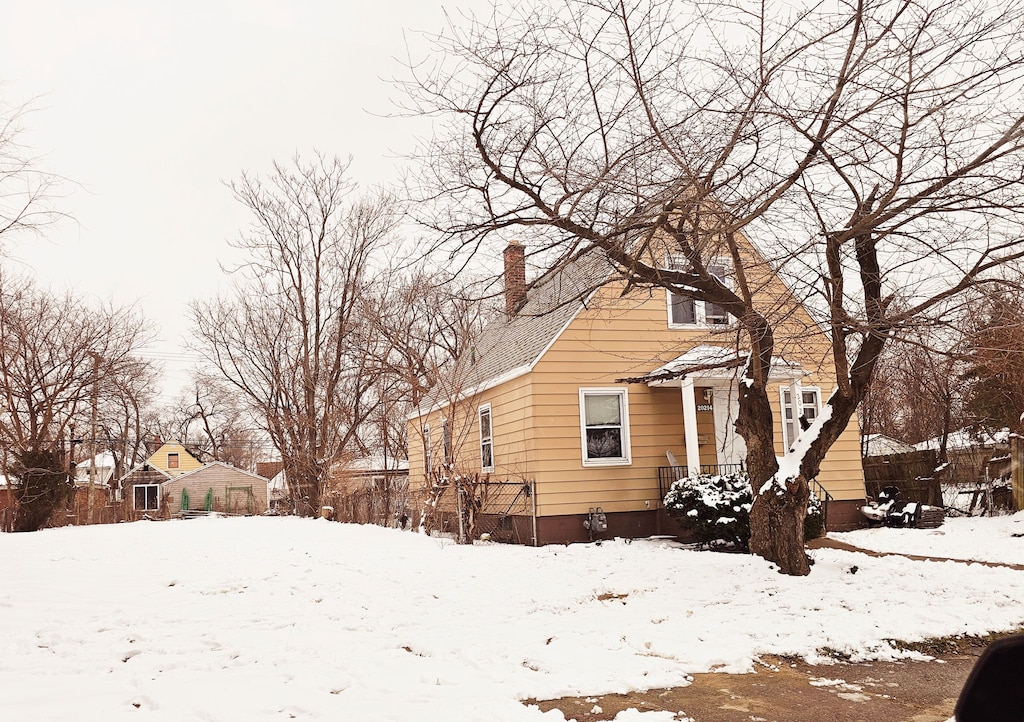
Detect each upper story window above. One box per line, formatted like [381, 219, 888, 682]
[579, 388, 631, 466]
[666, 254, 730, 327]
[781, 387, 821, 449]
[478, 404, 494, 472]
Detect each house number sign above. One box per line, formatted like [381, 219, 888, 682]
[696, 403, 713, 412]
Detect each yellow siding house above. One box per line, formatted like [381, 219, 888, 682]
[408, 243, 866, 545]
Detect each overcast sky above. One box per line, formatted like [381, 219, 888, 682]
[0, 0, 483, 402]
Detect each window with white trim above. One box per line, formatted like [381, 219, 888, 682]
[133, 484, 160, 511]
[479, 404, 494, 472]
[781, 387, 821, 448]
[666, 255, 730, 327]
[579, 388, 631, 465]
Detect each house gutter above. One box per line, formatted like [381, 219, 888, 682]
[531, 479, 539, 547]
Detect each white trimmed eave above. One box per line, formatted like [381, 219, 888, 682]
[407, 290, 591, 421]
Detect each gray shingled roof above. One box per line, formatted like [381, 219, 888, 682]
[421, 252, 615, 411]
[462, 252, 615, 391]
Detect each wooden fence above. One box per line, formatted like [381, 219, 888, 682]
[862, 449, 943, 506]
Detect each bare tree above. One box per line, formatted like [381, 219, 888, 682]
[191, 154, 400, 513]
[962, 290, 1024, 434]
[0, 98, 62, 251]
[403, 0, 1024, 573]
[860, 333, 965, 459]
[0, 268, 153, 530]
[345, 268, 491, 526]
[158, 374, 263, 469]
[95, 358, 161, 479]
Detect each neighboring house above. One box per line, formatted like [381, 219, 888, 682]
[862, 433, 916, 458]
[336, 455, 410, 490]
[74, 452, 118, 487]
[162, 462, 269, 516]
[118, 440, 203, 518]
[142, 440, 203, 478]
[915, 426, 1011, 486]
[0, 474, 15, 531]
[255, 461, 291, 511]
[408, 242, 867, 545]
[266, 468, 289, 511]
[326, 455, 411, 525]
[262, 456, 411, 518]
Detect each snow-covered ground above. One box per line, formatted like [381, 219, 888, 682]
[3, 516, 1024, 722]
[836, 511, 1024, 565]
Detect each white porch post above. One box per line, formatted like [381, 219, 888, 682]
[788, 378, 803, 445]
[680, 376, 701, 477]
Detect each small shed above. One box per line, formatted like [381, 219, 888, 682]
[162, 462, 269, 516]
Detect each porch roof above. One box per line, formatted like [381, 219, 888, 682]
[621, 344, 805, 387]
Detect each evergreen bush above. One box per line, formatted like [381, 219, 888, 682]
[664, 471, 824, 549]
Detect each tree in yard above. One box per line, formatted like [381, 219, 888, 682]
[363, 268, 493, 532]
[0, 269, 153, 530]
[961, 290, 1024, 434]
[859, 331, 966, 459]
[0, 99, 62, 252]
[403, 0, 1024, 574]
[94, 358, 161, 481]
[157, 373, 263, 470]
[191, 154, 400, 514]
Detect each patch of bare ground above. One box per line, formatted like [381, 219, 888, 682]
[528, 634, 1023, 722]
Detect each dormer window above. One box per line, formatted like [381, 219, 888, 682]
[167, 452, 179, 469]
[666, 255, 730, 327]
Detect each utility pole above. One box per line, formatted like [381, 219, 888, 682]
[86, 352, 100, 525]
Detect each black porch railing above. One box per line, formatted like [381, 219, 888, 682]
[809, 478, 833, 532]
[657, 463, 745, 501]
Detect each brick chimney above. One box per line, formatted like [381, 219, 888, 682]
[503, 241, 526, 315]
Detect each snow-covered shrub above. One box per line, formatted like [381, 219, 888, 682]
[664, 471, 825, 549]
[664, 472, 753, 548]
[804, 493, 824, 540]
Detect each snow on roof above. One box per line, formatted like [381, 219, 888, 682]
[75, 452, 116, 469]
[640, 344, 804, 385]
[862, 433, 916, 457]
[914, 427, 1010, 452]
[346, 456, 409, 473]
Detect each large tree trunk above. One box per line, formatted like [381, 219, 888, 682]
[748, 475, 811, 576]
[733, 315, 815, 574]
